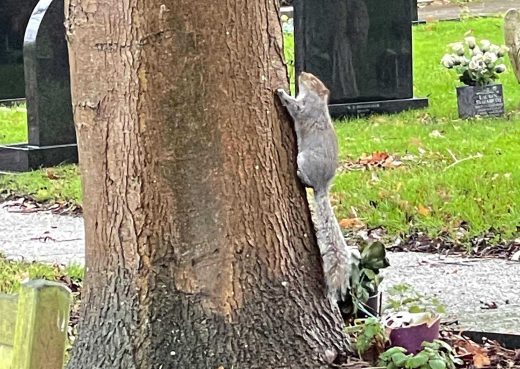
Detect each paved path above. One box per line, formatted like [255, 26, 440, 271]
[0, 206, 84, 265]
[0, 204, 518, 334]
[382, 253, 520, 334]
[419, 0, 520, 21]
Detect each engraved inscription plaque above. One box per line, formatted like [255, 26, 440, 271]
[457, 84, 505, 119]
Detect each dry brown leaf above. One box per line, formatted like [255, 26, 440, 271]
[339, 218, 365, 230]
[46, 169, 60, 180]
[454, 339, 491, 368]
[417, 205, 430, 216]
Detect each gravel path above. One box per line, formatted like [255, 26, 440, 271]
[0, 204, 518, 334]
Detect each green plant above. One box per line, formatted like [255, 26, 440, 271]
[345, 317, 387, 359]
[378, 340, 463, 369]
[353, 240, 389, 300]
[441, 36, 509, 86]
[341, 240, 389, 316]
[385, 284, 445, 316]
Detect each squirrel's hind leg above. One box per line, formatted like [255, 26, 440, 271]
[296, 153, 314, 188]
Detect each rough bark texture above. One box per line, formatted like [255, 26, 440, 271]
[65, 0, 350, 368]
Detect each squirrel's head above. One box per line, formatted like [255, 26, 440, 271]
[298, 72, 329, 101]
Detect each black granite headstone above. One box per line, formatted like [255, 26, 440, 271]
[294, 0, 428, 117]
[457, 84, 505, 119]
[0, 0, 39, 101]
[0, 0, 77, 172]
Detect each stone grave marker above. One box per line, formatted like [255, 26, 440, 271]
[294, 0, 428, 117]
[0, 0, 77, 171]
[0, 0, 39, 101]
[504, 8, 520, 84]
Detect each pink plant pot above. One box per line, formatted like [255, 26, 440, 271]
[386, 315, 441, 354]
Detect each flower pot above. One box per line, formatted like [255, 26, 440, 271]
[383, 312, 441, 354]
[353, 291, 382, 319]
[365, 291, 382, 317]
[456, 83, 505, 119]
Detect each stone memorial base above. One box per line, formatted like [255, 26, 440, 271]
[0, 98, 26, 107]
[0, 143, 77, 172]
[329, 97, 429, 118]
[457, 84, 504, 119]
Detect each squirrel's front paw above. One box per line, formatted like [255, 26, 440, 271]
[276, 88, 286, 97]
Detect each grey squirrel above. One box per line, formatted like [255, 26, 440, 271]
[276, 72, 354, 303]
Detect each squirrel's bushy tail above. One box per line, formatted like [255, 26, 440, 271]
[313, 189, 352, 302]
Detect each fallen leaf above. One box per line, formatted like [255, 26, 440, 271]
[454, 339, 491, 368]
[417, 205, 430, 216]
[339, 218, 365, 230]
[46, 169, 60, 180]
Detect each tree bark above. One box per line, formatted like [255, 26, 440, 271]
[65, 0, 351, 368]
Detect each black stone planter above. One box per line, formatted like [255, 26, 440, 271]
[456, 84, 505, 119]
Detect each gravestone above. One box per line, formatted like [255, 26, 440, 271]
[294, 0, 428, 117]
[0, 0, 39, 101]
[504, 8, 520, 84]
[0, 0, 77, 172]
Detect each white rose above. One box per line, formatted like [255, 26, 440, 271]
[459, 56, 470, 66]
[483, 51, 498, 65]
[450, 42, 465, 56]
[469, 57, 486, 73]
[465, 36, 476, 49]
[441, 54, 455, 68]
[472, 46, 483, 57]
[489, 45, 500, 55]
[480, 39, 491, 52]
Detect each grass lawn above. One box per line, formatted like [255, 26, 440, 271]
[0, 254, 83, 294]
[0, 105, 27, 144]
[332, 17, 520, 241]
[0, 17, 519, 244]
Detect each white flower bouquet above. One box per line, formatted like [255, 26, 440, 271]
[441, 36, 509, 86]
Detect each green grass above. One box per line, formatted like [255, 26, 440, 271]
[331, 17, 520, 240]
[0, 165, 82, 204]
[0, 105, 27, 144]
[0, 16, 519, 243]
[0, 254, 83, 294]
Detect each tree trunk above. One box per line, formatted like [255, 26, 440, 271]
[65, 0, 351, 368]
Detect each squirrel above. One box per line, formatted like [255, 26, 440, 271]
[276, 72, 355, 303]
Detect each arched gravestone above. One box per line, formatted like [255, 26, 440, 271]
[294, 0, 428, 117]
[0, 0, 39, 101]
[0, 0, 77, 172]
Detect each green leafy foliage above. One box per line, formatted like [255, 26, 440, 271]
[342, 240, 389, 316]
[385, 283, 446, 316]
[378, 340, 463, 369]
[344, 317, 387, 359]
